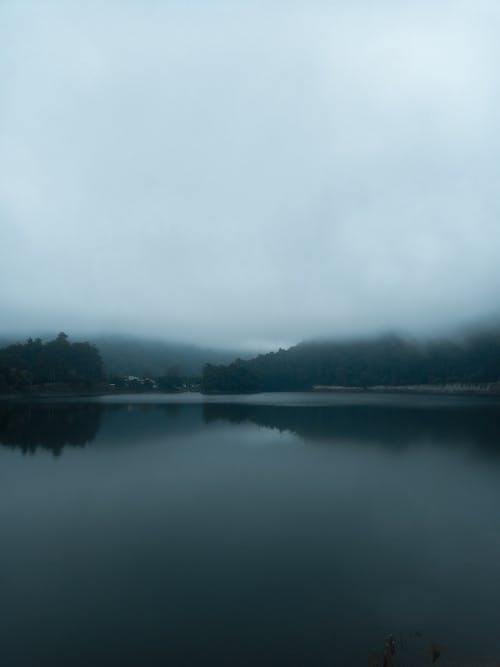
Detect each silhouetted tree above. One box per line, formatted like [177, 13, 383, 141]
[0, 333, 104, 391]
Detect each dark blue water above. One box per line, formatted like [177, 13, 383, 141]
[1, 393, 500, 666]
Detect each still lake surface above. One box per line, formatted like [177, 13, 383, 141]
[1, 392, 500, 666]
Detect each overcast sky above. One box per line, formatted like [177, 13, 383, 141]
[1, 1, 500, 349]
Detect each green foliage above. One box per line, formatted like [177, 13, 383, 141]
[157, 365, 183, 391]
[201, 332, 500, 393]
[201, 359, 260, 393]
[0, 333, 104, 391]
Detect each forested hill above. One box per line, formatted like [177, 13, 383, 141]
[0, 334, 251, 379]
[0, 333, 104, 391]
[93, 335, 249, 377]
[201, 331, 500, 393]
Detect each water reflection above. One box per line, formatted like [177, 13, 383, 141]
[0, 401, 101, 455]
[1, 395, 500, 459]
[1, 394, 500, 666]
[203, 398, 500, 457]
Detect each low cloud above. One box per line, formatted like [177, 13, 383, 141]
[1, 1, 500, 347]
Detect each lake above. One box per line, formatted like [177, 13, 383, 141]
[1, 392, 500, 666]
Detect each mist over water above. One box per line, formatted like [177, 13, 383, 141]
[1, 394, 500, 666]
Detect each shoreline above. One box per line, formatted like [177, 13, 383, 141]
[312, 382, 500, 395]
[1, 383, 500, 400]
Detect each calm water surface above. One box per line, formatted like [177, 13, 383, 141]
[1, 392, 500, 666]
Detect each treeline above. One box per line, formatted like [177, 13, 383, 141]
[201, 331, 500, 393]
[0, 332, 104, 392]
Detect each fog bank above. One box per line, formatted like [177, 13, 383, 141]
[1, 1, 500, 347]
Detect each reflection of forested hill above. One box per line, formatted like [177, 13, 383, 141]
[0, 402, 207, 455]
[3, 397, 500, 459]
[203, 400, 500, 454]
[0, 403, 102, 455]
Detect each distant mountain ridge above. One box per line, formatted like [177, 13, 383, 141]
[93, 335, 253, 377]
